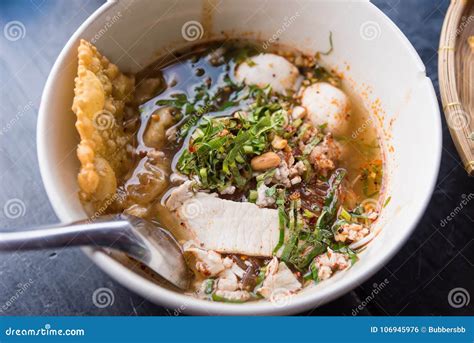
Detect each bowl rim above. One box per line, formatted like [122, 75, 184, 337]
[37, 0, 442, 315]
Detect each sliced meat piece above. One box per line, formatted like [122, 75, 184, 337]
[143, 107, 175, 149]
[301, 82, 350, 135]
[169, 172, 189, 184]
[182, 242, 225, 277]
[164, 180, 195, 211]
[257, 257, 301, 299]
[214, 290, 251, 302]
[235, 53, 301, 94]
[216, 269, 239, 292]
[174, 193, 279, 257]
[230, 262, 246, 279]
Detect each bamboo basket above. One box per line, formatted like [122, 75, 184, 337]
[439, 0, 474, 176]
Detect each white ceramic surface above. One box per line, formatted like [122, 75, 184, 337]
[37, 0, 442, 315]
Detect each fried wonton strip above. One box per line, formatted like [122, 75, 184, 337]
[72, 39, 135, 209]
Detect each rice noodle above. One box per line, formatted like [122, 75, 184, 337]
[349, 231, 376, 250]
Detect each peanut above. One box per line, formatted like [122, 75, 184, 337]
[271, 135, 288, 150]
[251, 152, 281, 171]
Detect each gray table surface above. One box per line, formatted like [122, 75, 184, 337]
[0, 0, 472, 316]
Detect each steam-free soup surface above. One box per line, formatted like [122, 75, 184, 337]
[79, 40, 384, 303]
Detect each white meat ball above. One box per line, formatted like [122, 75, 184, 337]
[301, 82, 350, 135]
[235, 53, 300, 95]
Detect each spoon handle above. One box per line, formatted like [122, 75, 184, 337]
[0, 218, 133, 252]
[0, 215, 191, 290]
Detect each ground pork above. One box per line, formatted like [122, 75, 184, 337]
[334, 222, 370, 243]
[309, 133, 341, 176]
[314, 248, 350, 281]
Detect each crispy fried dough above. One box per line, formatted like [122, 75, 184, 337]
[72, 39, 135, 209]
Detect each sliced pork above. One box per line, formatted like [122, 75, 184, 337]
[257, 257, 301, 299]
[168, 192, 280, 257]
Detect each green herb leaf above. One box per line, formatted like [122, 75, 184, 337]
[177, 100, 286, 191]
[273, 189, 287, 254]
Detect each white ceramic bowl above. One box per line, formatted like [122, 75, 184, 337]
[37, 0, 441, 315]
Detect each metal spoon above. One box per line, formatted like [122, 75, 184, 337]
[0, 214, 192, 290]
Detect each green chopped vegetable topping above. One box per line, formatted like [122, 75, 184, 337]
[273, 189, 287, 254]
[176, 90, 286, 191]
[203, 279, 214, 294]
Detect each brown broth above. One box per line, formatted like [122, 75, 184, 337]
[117, 40, 384, 294]
[132, 40, 383, 214]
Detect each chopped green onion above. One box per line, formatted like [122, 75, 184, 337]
[292, 118, 303, 128]
[298, 123, 311, 139]
[303, 136, 322, 155]
[199, 168, 208, 185]
[304, 261, 320, 282]
[254, 267, 266, 290]
[303, 209, 316, 219]
[339, 207, 352, 221]
[243, 145, 254, 154]
[281, 200, 297, 262]
[204, 279, 214, 294]
[318, 123, 328, 131]
[256, 168, 276, 185]
[273, 189, 287, 254]
[248, 190, 258, 203]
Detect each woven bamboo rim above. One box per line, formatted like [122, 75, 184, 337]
[439, 0, 474, 176]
